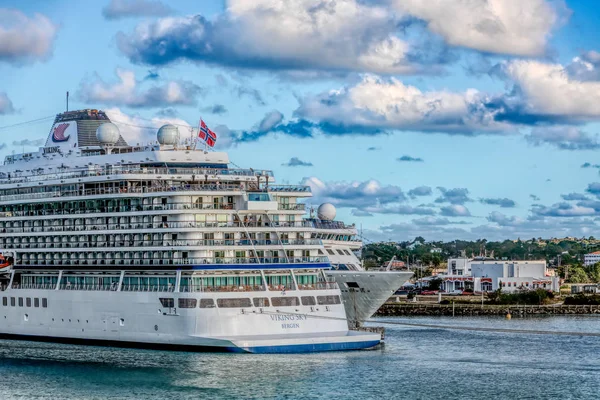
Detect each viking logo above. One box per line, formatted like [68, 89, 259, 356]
[52, 123, 70, 143]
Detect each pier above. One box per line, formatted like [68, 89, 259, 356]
[377, 303, 600, 317]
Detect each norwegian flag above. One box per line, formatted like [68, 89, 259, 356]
[198, 119, 217, 147]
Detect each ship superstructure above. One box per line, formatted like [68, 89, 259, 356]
[0, 109, 408, 352]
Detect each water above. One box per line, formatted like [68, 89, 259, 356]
[1, 316, 599, 399]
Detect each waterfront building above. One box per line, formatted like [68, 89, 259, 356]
[584, 251, 600, 266]
[439, 257, 559, 293]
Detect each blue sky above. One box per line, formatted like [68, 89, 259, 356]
[2, 0, 600, 242]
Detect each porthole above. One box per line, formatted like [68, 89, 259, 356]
[154, 324, 158, 331]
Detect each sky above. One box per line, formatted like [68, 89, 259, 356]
[2, 0, 600, 242]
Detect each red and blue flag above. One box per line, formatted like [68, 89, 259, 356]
[198, 119, 217, 147]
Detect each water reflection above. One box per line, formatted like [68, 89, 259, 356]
[1, 316, 599, 399]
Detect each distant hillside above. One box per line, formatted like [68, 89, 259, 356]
[363, 236, 600, 283]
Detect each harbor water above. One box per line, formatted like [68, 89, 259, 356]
[1, 316, 599, 399]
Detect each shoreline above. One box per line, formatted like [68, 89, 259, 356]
[376, 303, 600, 317]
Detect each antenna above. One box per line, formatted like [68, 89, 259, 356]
[66, 91, 69, 112]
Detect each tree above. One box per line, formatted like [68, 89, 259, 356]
[588, 263, 600, 283]
[428, 277, 443, 291]
[567, 266, 590, 283]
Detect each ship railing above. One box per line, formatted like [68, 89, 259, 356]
[179, 285, 266, 293]
[59, 284, 118, 291]
[121, 285, 175, 292]
[0, 167, 274, 186]
[1, 221, 316, 234]
[277, 203, 306, 211]
[0, 184, 244, 203]
[7, 238, 323, 249]
[298, 281, 338, 290]
[17, 256, 330, 267]
[14, 283, 56, 290]
[267, 185, 311, 193]
[0, 203, 239, 218]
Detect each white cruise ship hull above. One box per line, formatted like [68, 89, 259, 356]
[326, 271, 413, 327]
[0, 288, 380, 353]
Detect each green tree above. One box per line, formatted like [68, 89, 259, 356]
[567, 266, 590, 283]
[588, 263, 600, 283]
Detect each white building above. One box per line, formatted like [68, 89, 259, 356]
[440, 258, 559, 293]
[584, 251, 600, 266]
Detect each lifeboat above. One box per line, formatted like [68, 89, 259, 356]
[0, 253, 13, 272]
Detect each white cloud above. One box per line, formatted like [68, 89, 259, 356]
[117, 0, 441, 75]
[296, 74, 508, 135]
[525, 126, 600, 150]
[78, 69, 202, 108]
[440, 205, 471, 217]
[0, 9, 58, 64]
[566, 50, 600, 81]
[393, 0, 564, 56]
[505, 60, 600, 119]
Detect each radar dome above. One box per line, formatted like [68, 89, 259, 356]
[317, 203, 336, 221]
[157, 124, 179, 145]
[95, 123, 120, 145]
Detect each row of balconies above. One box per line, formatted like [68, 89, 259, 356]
[4, 238, 322, 249]
[0, 220, 314, 234]
[0, 203, 306, 219]
[16, 256, 329, 267]
[0, 183, 311, 204]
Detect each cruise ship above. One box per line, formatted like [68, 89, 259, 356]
[0, 109, 411, 353]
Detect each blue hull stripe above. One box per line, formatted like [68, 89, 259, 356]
[235, 340, 381, 354]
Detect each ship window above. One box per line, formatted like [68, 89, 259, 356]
[271, 297, 300, 307]
[343, 250, 351, 255]
[159, 298, 174, 308]
[301, 296, 316, 306]
[178, 298, 197, 308]
[26, 298, 31, 307]
[34, 298, 39, 308]
[199, 298, 215, 308]
[10, 297, 15, 307]
[337, 250, 345, 255]
[18, 297, 23, 307]
[217, 298, 252, 308]
[253, 297, 270, 307]
[2, 297, 6, 306]
[317, 295, 341, 305]
[42, 298, 47, 308]
[345, 282, 360, 288]
[326, 249, 335, 255]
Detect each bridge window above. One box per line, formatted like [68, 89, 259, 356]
[301, 296, 316, 306]
[2, 297, 6, 306]
[253, 297, 270, 307]
[159, 298, 174, 308]
[178, 298, 197, 308]
[42, 298, 47, 308]
[34, 298, 39, 307]
[217, 298, 252, 308]
[317, 295, 341, 305]
[271, 297, 300, 307]
[199, 298, 215, 308]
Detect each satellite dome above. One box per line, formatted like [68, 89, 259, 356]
[95, 123, 120, 145]
[157, 124, 179, 145]
[317, 203, 336, 221]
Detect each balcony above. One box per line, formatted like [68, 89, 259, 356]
[16, 256, 330, 267]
